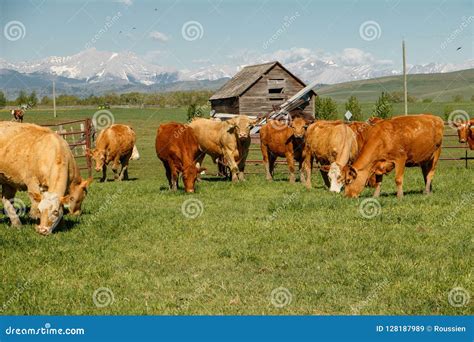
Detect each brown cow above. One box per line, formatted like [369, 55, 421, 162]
[342, 114, 444, 198]
[89, 124, 138, 182]
[189, 116, 257, 182]
[454, 119, 474, 150]
[0, 122, 92, 235]
[303, 120, 358, 192]
[259, 116, 311, 183]
[155, 122, 203, 193]
[10, 109, 24, 123]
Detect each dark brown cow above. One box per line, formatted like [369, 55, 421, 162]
[259, 116, 311, 183]
[10, 109, 24, 123]
[155, 122, 203, 193]
[342, 114, 444, 198]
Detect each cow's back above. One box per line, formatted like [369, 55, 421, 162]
[259, 121, 292, 156]
[156, 123, 199, 168]
[97, 124, 136, 157]
[188, 118, 226, 156]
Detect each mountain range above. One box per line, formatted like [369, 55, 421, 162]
[1, 48, 473, 99]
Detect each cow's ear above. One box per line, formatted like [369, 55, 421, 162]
[348, 166, 358, 179]
[60, 195, 70, 205]
[81, 177, 93, 188]
[85, 148, 92, 157]
[29, 192, 42, 202]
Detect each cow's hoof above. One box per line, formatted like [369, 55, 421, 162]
[99, 178, 106, 183]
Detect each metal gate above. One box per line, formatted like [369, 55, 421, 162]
[41, 118, 93, 177]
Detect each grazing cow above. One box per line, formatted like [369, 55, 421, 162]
[10, 109, 24, 123]
[303, 120, 358, 192]
[0, 122, 92, 235]
[155, 123, 203, 193]
[89, 124, 137, 182]
[454, 119, 474, 150]
[342, 114, 444, 198]
[259, 116, 311, 183]
[189, 116, 257, 182]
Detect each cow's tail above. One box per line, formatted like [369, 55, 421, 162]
[130, 145, 140, 160]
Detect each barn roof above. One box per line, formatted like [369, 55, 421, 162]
[210, 61, 312, 100]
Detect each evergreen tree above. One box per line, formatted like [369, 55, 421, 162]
[344, 95, 362, 121]
[372, 92, 393, 119]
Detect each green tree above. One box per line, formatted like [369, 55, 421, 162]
[16, 90, 29, 106]
[372, 92, 392, 119]
[443, 105, 454, 121]
[314, 96, 338, 120]
[344, 95, 362, 121]
[187, 103, 204, 121]
[422, 98, 433, 103]
[453, 94, 464, 103]
[471, 94, 474, 102]
[40, 96, 52, 105]
[0, 91, 6, 108]
[28, 91, 38, 107]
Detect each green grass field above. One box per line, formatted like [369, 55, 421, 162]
[0, 107, 472, 315]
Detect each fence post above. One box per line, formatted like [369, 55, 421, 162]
[85, 118, 92, 178]
[466, 149, 468, 169]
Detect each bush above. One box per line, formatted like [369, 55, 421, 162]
[471, 95, 474, 102]
[314, 96, 338, 120]
[452, 94, 464, 103]
[15, 90, 29, 106]
[187, 103, 204, 121]
[422, 98, 433, 103]
[443, 105, 454, 121]
[0, 91, 6, 108]
[344, 95, 362, 121]
[372, 92, 392, 119]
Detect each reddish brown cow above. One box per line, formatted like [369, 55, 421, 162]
[155, 123, 203, 193]
[342, 114, 444, 198]
[259, 116, 311, 183]
[454, 119, 474, 150]
[10, 109, 24, 123]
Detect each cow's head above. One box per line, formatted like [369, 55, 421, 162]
[289, 117, 310, 139]
[327, 162, 344, 193]
[30, 192, 64, 235]
[63, 177, 93, 215]
[453, 120, 473, 144]
[340, 165, 368, 198]
[227, 116, 257, 140]
[182, 165, 206, 193]
[87, 148, 106, 172]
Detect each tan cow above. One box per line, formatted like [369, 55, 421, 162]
[259, 116, 311, 183]
[303, 120, 358, 192]
[454, 119, 474, 150]
[89, 124, 138, 182]
[0, 122, 92, 235]
[189, 116, 257, 182]
[342, 114, 444, 198]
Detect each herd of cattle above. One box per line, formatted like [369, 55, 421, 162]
[0, 114, 472, 235]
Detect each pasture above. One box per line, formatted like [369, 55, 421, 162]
[0, 107, 472, 315]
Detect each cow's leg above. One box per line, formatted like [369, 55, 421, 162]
[111, 155, 121, 181]
[261, 144, 272, 181]
[373, 175, 383, 198]
[100, 164, 107, 182]
[162, 161, 173, 189]
[237, 159, 246, 181]
[285, 152, 296, 183]
[298, 159, 305, 183]
[394, 160, 406, 198]
[169, 163, 178, 191]
[422, 147, 441, 194]
[118, 156, 131, 181]
[2, 185, 21, 227]
[195, 153, 206, 181]
[223, 148, 239, 182]
[303, 152, 313, 190]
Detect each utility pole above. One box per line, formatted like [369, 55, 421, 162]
[53, 80, 57, 118]
[402, 40, 407, 115]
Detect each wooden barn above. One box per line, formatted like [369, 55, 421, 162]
[209, 61, 316, 118]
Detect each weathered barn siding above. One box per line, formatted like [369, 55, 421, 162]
[210, 97, 239, 114]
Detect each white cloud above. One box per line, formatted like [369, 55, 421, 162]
[116, 0, 133, 5]
[149, 31, 170, 42]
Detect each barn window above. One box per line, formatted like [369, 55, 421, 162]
[268, 78, 285, 95]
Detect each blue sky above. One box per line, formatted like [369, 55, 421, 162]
[0, 0, 472, 71]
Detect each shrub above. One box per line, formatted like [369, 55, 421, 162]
[344, 95, 362, 121]
[372, 92, 392, 119]
[314, 96, 338, 120]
